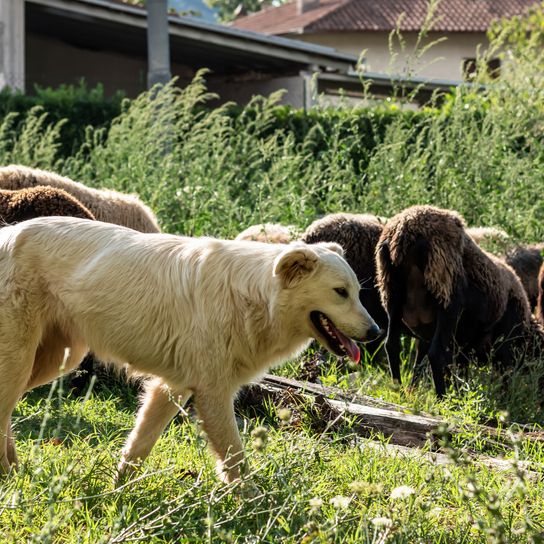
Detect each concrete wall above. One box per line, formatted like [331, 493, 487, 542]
[26, 33, 148, 96]
[26, 32, 308, 107]
[295, 31, 491, 80]
[208, 75, 305, 108]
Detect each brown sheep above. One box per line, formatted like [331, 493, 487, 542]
[0, 164, 160, 233]
[505, 244, 544, 310]
[466, 226, 510, 248]
[537, 262, 544, 324]
[236, 223, 294, 244]
[376, 205, 535, 397]
[0, 186, 94, 223]
[301, 213, 387, 355]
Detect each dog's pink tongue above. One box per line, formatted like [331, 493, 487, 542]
[329, 322, 360, 364]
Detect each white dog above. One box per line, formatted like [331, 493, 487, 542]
[0, 217, 380, 482]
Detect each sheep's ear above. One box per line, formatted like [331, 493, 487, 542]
[273, 246, 319, 288]
[317, 242, 344, 257]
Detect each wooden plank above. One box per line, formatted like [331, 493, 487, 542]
[237, 374, 544, 451]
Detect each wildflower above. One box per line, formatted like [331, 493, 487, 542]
[277, 407, 292, 423]
[309, 497, 324, 509]
[390, 485, 416, 500]
[251, 425, 268, 451]
[349, 481, 384, 496]
[372, 516, 393, 528]
[429, 507, 442, 518]
[330, 495, 351, 509]
[251, 426, 268, 439]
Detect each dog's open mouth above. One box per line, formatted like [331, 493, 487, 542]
[310, 311, 360, 364]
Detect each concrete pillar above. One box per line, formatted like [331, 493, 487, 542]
[0, 0, 25, 91]
[301, 69, 318, 110]
[146, 0, 171, 88]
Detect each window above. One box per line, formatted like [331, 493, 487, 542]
[463, 57, 500, 80]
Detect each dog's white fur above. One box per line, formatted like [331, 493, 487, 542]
[0, 217, 377, 482]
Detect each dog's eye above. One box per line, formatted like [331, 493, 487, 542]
[334, 287, 348, 298]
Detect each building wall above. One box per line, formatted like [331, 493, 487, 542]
[208, 75, 305, 108]
[25, 32, 307, 107]
[26, 33, 148, 95]
[294, 31, 491, 80]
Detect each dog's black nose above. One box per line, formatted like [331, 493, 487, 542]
[365, 324, 384, 341]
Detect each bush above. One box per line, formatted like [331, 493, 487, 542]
[0, 82, 124, 156]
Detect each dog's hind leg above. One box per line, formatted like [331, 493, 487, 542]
[194, 388, 243, 484]
[117, 378, 191, 479]
[0, 338, 40, 473]
[27, 330, 87, 390]
[6, 423, 17, 467]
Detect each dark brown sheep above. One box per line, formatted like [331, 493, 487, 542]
[0, 186, 95, 223]
[537, 262, 544, 324]
[505, 244, 544, 310]
[376, 205, 535, 397]
[301, 213, 387, 355]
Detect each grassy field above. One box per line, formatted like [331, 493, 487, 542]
[2, 12, 544, 543]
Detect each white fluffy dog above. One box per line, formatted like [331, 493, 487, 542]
[0, 217, 380, 482]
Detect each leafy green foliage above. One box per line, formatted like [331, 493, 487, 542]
[0, 82, 124, 156]
[204, 0, 285, 23]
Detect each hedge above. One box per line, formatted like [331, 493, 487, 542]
[0, 83, 125, 156]
[0, 82, 430, 174]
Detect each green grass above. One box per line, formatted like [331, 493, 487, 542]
[2, 357, 544, 543]
[3, 10, 544, 542]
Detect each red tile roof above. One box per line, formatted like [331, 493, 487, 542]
[232, 0, 538, 34]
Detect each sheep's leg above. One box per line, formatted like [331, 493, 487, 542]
[491, 299, 528, 390]
[410, 339, 430, 387]
[384, 278, 407, 384]
[427, 287, 462, 397]
[194, 388, 244, 483]
[386, 314, 404, 383]
[118, 378, 190, 478]
[379, 244, 406, 384]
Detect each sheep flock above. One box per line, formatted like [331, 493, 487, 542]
[1, 164, 543, 399]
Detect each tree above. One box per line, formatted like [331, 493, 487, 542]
[205, 0, 286, 23]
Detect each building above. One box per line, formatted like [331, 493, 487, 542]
[0, 0, 362, 108]
[232, 0, 539, 80]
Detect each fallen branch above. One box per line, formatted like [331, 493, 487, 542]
[236, 374, 544, 453]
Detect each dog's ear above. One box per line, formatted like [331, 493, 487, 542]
[273, 246, 319, 288]
[317, 242, 344, 257]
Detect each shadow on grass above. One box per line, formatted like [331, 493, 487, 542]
[13, 378, 141, 448]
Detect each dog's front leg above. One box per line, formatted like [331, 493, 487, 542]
[194, 389, 243, 484]
[117, 378, 190, 479]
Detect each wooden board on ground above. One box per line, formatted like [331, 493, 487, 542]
[236, 374, 544, 456]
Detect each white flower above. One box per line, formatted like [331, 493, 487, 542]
[329, 495, 351, 509]
[372, 516, 393, 528]
[430, 507, 442, 518]
[309, 497, 323, 509]
[390, 485, 416, 500]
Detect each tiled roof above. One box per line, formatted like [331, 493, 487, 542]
[232, 0, 538, 34]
